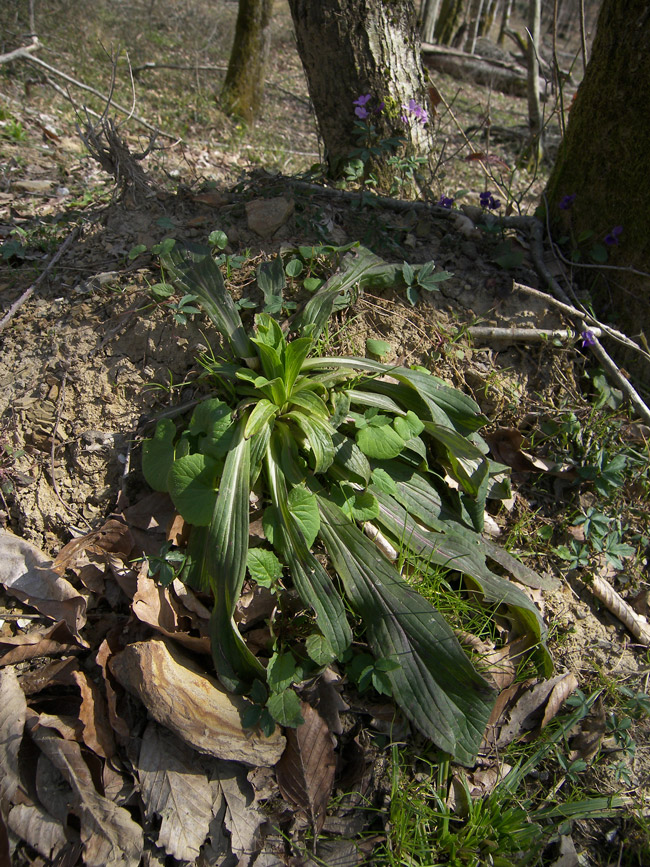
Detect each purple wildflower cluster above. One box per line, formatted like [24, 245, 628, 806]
[604, 225, 623, 246]
[438, 195, 454, 209]
[353, 93, 385, 119]
[559, 193, 576, 210]
[401, 98, 429, 125]
[479, 190, 501, 210]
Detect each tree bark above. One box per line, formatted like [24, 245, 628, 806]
[464, 0, 486, 53]
[526, 0, 543, 148]
[220, 0, 274, 123]
[544, 0, 650, 373]
[435, 0, 466, 44]
[288, 0, 436, 181]
[497, 0, 513, 44]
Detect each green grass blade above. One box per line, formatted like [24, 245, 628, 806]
[317, 496, 496, 765]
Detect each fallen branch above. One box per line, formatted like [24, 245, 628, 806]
[0, 226, 80, 333]
[468, 326, 601, 344]
[584, 574, 650, 645]
[0, 41, 40, 65]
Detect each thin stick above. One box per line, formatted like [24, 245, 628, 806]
[588, 336, 650, 426]
[24, 54, 175, 139]
[0, 227, 80, 333]
[585, 574, 650, 646]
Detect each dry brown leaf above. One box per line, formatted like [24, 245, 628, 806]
[301, 668, 349, 736]
[485, 428, 538, 473]
[0, 620, 83, 667]
[0, 666, 27, 801]
[51, 520, 134, 574]
[0, 809, 10, 867]
[109, 637, 285, 766]
[96, 633, 131, 744]
[122, 492, 176, 559]
[136, 720, 218, 861]
[235, 585, 276, 628]
[540, 673, 579, 730]
[216, 762, 266, 862]
[35, 753, 73, 823]
[0, 530, 87, 636]
[276, 702, 337, 833]
[131, 569, 210, 655]
[25, 711, 144, 867]
[586, 573, 650, 644]
[568, 697, 607, 762]
[7, 803, 69, 861]
[489, 674, 579, 748]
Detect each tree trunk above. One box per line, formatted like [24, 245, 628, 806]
[478, 0, 500, 37]
[220, 0, 274, 123]
[526, 0, 543, 148]
[544, 0, 650, 373]
[435, 0, 466, 44]
[421, 0, 442, 42]
[288, 0, 436, 182]
[497, 0, 513, 44]
[464, 0, 486, 53]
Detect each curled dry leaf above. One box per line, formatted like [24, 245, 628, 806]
[276, 701, 337, 834]
[568, 696, 607, 762]
[136, 721, 219, 861]
[131, 569, 211, 655]
[0, 620, 83, 667]
[0, 530, 87, 637]
[109, 637, 285, 766]
[51, 519, 134, 574]
[0, 666, 27, 801]
[586, 573, 650, 644]
[484, 673, 579, 750]
[96, 632, 132, 744]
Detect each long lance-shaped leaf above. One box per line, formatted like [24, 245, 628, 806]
[265, 439, 351, 657]
[303, 357, 487, 433]
[204, 422, 265, 692]
[292, 247, 387, 338]
[317, 496, 495, 765]
[371, 489, 552, 674]
[163, 246, 257, 363]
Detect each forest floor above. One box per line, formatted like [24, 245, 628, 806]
[1, 2, 649, 866]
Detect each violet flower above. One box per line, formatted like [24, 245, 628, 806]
[604, 225, 623, 246]
[559, 194, 576, 210]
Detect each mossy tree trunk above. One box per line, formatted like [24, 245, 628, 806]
[220, 0, 273, 124]
[420, 0, 442, 42]
[288, 0, 436, 183]
[435, 0, 466, 44]
[545, 0, 650, 363]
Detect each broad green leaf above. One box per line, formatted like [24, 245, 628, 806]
[253, 339, 285, 385]
[142, 418, 176, 492]
[168, 453, 219, 526]
[305, 633, 336, 665]
[394, 411, 424, 441]
[317, 496, 496, 765]
[330, 391, 351, 429]
[267, 651, 300, 692]
[246, 548, 283, 587]
[244, 399, 278, 439]
[370, 467, 398, 496]
[205, 426, 265, 692]
[402, 262, 415, 285]
[285, 258, 304, 278]
[365, 338, 392, 359]
[331, 432, 371, 485]
[265, 451, 351, 656]
[189, 398, 231, 436]
[356, 422, 405, 460]
[332, 485, 379, 522]
[418, 269, 453, 289]
[288, 487, 320, 548]
[267, 690, 304, 727]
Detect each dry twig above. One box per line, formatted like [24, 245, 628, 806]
[584, 574, 650, 645]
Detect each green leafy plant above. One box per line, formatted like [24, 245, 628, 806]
[141, 241, 550, 764]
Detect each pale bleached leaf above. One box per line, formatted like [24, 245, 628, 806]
[275, 702, 336, 833]
[25, 713, 143, 867]
[136, 721, 217, 861]
[216, 762, 266, 861]
[0, 530, 86, 636]
[7, 803, 68, 861]
[0, 666, 27, 801]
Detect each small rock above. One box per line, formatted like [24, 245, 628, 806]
[245, 196, 294, 238]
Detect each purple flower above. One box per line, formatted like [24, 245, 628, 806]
[604, 225, 623, 246]
[559, 194, 577, 210]
[581, 329, 596, 348]
[438, 196, 454, 209]
[401, 98, 429, 125]
[479, 191, 501, 210]
[354, 93, 372, 119]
